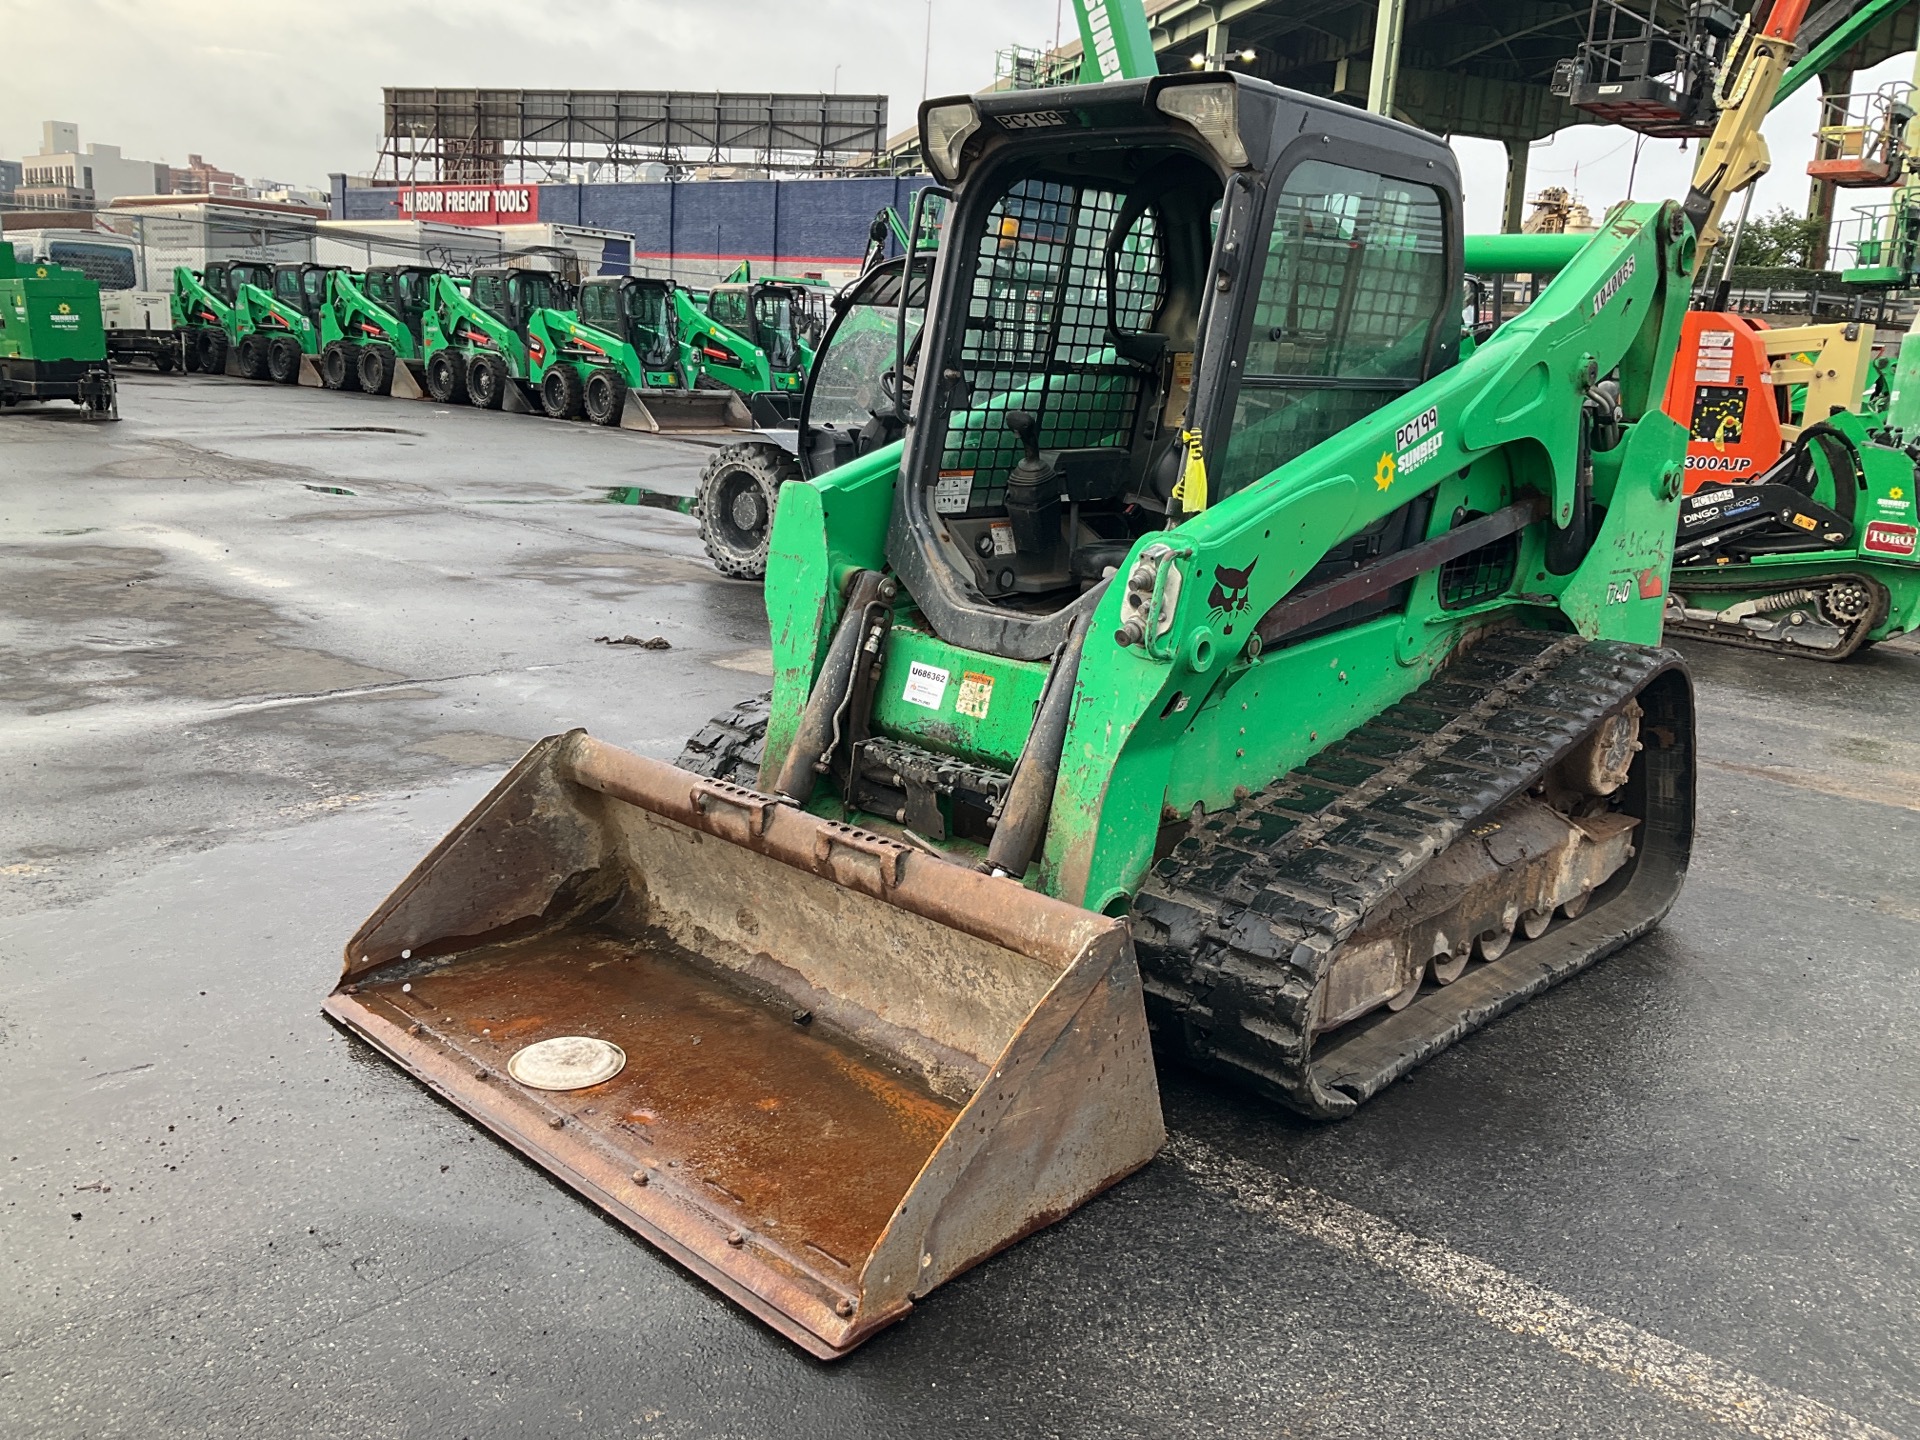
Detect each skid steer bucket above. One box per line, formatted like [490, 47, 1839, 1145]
[325, 732, 1162, 1357]
[620, 388, 754, 433]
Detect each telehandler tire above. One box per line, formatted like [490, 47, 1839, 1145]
[540, 364, 584, 420]
[467, 353, 506, 410]
[267, 338, 302, 384]
[426, 351, 468, 405]
[321, 342, 359, 391]
[357, 345, 395, 396]
[236, 334, 269, 381]
[694, 443, 798, 580]
[584, 369, 626, 426]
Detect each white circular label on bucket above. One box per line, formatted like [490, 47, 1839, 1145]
[507, 1036, 627, 1091]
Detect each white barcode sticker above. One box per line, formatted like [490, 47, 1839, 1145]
[935, 470, 975, 514]
[903, 661, 950, 710]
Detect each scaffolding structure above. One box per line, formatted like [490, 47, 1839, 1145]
[377, 89, 892, 184]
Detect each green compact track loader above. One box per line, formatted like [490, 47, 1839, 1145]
[421, 266, 572, 411]
[0, 245, 117, 419]
[524, 276, 751, 432]
[331, 68, 1734, 1357]
[313, 265, 441, 397]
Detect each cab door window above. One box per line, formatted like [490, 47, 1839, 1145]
[1216, 160, 1447, 498]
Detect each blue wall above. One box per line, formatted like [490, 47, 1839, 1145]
[331, 175, 932, 278]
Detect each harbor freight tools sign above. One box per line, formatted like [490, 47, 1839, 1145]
[397, 185, 540, 226]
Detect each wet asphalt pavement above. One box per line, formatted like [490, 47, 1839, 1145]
[3, 374, 1917, 1439]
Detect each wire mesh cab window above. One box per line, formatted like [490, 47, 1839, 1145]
[302, 268, 329, 313]
[1217, 161, 1446, 498]
[938, 177, 1164, 516]
[366, 271, 395, 309]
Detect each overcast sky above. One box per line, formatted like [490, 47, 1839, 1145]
[7, 1, 1912, 234]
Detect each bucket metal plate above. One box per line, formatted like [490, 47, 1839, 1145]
[326, 733, 1163, 1356]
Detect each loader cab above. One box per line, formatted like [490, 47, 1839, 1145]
[706, 282, 806, 375]
[894, 74, 1460, 659]
[273, 263, 342, 322]
[799, 254, 931, 478]
[469, 267, 572, 339]
[577, 276, 678, 370]
[363, 265, 437, 335]
[205, 260, 275, 305]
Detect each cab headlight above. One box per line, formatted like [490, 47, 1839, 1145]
[1156, 82, 1249, 170]
[922, 101, 982, 184]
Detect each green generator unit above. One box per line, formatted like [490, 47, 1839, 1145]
[1, 245, 117, 419]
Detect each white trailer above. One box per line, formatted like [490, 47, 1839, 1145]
[315, 220, 504, 276]
[493, 223, 634, 281]
[97, 201, 317, 283]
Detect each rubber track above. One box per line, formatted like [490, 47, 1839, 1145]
[677, 691, 771, 788]
[1667, 569, 1887, 661]
[1133, 628, 1693, 1119]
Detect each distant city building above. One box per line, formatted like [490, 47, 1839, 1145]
[250, 181, 330, 208]
[0, 158, 19, 205]
[166, 153, 247, 200]
[13, 121, 168, 210]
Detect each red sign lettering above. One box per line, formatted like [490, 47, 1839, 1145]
[396, 185, 540, 226]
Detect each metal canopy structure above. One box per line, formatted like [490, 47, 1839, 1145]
[1139, 0, 1915, 144]
[378, 89, 891, 183]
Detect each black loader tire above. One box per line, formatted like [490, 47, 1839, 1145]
[153, 345, 177, 375]
[182, 335, 202, 373]
[236, 333, 269, 380]
[426, 350, 468, 405]
[694, 442, 800, 580]
[322, 341, 360, 391]
[267, 337, 302, 384]
[357, 345, 395, 396]
[675, 692, 771, 789]
[540, 363, 584, 420]
[195, 328, 228, 375]
[467, 352, 505, 410]
[584, 369, 626, 426]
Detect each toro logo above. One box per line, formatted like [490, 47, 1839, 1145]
[1863, 521, 1918, 557]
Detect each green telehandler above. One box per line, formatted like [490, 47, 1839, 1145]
[420, 265, 573, 410]
[172, 260, 274, 375]
[311, 264, 441, 397]
[228, 263, 344, 384]
[523, 275, 752, 432]
[0, 244, 117, 419]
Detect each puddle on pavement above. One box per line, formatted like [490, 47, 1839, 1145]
[606, 486, 695, 515]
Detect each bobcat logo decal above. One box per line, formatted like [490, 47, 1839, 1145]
[1207, 559, 1257, 634]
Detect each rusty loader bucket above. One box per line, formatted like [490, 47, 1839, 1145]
[620, 388, 754, 433]
[324, 732, 1162, 1357]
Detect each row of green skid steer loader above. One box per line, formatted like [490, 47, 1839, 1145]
[171, 254, 812, 434]
[322, 0, 1824, 1343]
